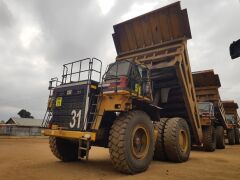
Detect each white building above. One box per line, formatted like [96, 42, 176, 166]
[0, 117, 42, 136]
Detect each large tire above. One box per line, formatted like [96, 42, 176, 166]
[216, 126, 225, 149]
[49, 137, 78, 162]
[164, 117, 191, 162]
[234, 128, 240, 144]
[109, 110, 154, 174]
[228, 129, 235, 145]
[202, 126, 216, 152]
[153, 118, 169, 161]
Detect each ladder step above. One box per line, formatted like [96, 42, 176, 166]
[78, 138, 91, 160]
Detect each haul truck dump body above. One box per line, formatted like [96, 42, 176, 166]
[113, 1, 202, 144]
[192, 70, 227, 127]
[192, 70, 227, 150]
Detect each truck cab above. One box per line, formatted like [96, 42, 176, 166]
[102, 60, 151, 100]
[198, 102, 215, 126]
[222, 101, 240, 145]
[226, 114, 236, 127]
[197, 102, 218, 151]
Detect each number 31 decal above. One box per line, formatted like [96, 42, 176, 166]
[70, 109, 82, 128]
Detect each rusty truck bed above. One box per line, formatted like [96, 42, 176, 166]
[112, 2, 202, 144]
[192, 70, 228, 128]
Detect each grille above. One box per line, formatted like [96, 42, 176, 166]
[51, 84, 88, 131]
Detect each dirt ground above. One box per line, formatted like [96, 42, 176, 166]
[0, 137, 240, 180]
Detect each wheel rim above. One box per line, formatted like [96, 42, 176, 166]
[179, 129, 188, 152]
[131, 125, 150, 159]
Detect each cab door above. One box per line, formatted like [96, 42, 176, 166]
[128, 65, 142, 96]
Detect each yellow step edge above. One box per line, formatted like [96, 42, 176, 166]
[42, 129, 97, 141]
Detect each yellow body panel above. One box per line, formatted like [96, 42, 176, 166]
[43, 129, 97, 141]
[91, 92, 132, 130]
[91, 90, 152, 130]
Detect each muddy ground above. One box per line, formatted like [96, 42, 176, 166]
[0, 137, 240, 180]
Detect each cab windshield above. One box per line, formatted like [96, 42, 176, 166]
[226, 114, 235, 124]
[105, 61, 131, 79]
[198, 102, 212, 112]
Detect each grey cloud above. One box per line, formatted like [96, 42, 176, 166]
[0, 1, 15, 28]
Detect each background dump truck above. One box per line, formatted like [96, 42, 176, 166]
[192, 70, 227, 151]
[42, 2, 203, 174]
[222, 101, 240, 145]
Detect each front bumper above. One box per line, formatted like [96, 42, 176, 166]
[42, 129, 96, 141]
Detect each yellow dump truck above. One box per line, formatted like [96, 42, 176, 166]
[192, 70, 227, 150]
[222, 101, 240, 145]
[42, 2, 205, 174]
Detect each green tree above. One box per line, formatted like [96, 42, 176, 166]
[18, 109, 34, 119]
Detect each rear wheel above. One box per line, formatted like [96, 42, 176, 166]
[234, 128, 240, 144]
[109, 110, 154, 174]
[228, 129, 235, 145]
[216, 126, 225, 149]
[164, 117, 191, 162]
[202, 126, 216, 152]
[153, 118, 169, 161]
[49, 137, 78, 161]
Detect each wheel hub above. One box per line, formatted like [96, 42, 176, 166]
[179, 129, 188, 152]
[131, 125, 150, 159]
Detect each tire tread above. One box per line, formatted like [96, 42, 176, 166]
[109, 110, 153, 174]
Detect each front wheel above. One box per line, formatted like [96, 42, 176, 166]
[216, 126, 225, 149]
[202, 126, 216, 152]
[108, 110, 154, 174]
[49, 137, 78, 162]
[234, 128, 240, 144]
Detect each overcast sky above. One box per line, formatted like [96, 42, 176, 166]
[0, 0, 240, 120]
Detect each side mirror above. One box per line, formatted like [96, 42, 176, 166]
[230, 39, 240, 59]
